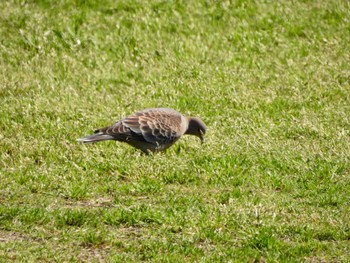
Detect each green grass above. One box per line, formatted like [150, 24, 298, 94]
[1, 0, 350, 261]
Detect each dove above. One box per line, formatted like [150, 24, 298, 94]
[77, 108, 206, 154]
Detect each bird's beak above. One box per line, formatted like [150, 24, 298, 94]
[199, 132, 204, 144]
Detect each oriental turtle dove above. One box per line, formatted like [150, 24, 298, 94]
[77, 108, 206, 154]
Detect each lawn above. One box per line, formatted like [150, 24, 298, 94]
[1, 0, 350, 261]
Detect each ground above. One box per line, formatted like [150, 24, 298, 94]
[1, 0, 350, 262]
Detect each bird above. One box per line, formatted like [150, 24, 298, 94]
[77, 108, 207, 154]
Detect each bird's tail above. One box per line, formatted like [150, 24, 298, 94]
[77, 131, 115, 144]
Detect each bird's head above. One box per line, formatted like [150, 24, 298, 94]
[186, 117, 207, 143]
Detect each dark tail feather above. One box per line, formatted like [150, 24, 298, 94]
[77, 132, 115, 144]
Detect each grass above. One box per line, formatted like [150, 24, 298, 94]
[1, 0, 350, 261]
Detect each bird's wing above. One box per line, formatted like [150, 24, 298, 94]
[96, 120, 145, 142]
[121, 108, 183, 145]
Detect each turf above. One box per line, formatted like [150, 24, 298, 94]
[1, 0, 350, 261]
